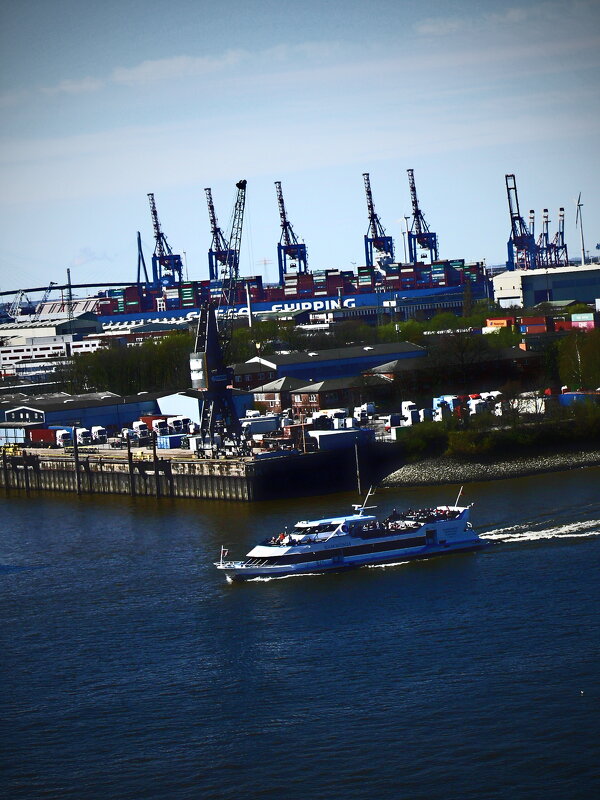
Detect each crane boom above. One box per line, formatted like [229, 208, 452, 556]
[275, 180, 297, 247]
[217, 179, 247, 349]
[32, 281, 57, 321]
[205, 188, 229, 253]
[8, 289, 26, 318]
[205, 187, 235, 280]
[407, 169, 425, 236]
[147, 192, 171, 257]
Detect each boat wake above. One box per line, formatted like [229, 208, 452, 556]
[246, 571, 322, 582]
[482, 518, 600, 545]
[367, 560, 411, 570]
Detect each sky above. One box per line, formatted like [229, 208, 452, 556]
[1, 0, 599, 296]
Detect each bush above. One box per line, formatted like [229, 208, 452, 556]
[400, 422, 448, 460]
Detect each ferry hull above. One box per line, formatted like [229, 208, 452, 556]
[217, 539, 489, 582]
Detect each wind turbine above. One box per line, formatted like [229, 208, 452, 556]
[575, 193, 586, 266]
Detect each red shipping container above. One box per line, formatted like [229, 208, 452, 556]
[29, 429, 56, 445]
[520, 316, 547, 324]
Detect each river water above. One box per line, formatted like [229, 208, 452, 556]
[2, 468, 599, 800]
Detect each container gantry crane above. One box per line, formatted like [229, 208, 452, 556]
[275, 180, 307, 285]
[407, 169, 438, 265]
[147, 192, 183, 288]
[550, 207, 568, 266]
[189, 180, 247, 447]
[205, 187, 236, 281]
[505, 174, 539, 270]
[536, 208, 551, 267]
[363, 172, 394, 269]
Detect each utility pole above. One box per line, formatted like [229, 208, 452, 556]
[245, 282, 253, 328]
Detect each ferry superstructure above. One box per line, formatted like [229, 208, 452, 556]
[215, 493, 488, 582]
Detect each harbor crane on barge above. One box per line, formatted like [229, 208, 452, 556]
[190, 179, 247, 447]
[275, 180, 308, 285]
[147, 192, 183, 288]
[407, 169, 439, 265]
[363, 172, 394, 269]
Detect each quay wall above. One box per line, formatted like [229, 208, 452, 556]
[0, 446, 397, 502]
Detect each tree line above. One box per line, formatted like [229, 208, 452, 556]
[55, 311, 600, 396]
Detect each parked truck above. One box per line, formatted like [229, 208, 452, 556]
[131, 421, 151, 442]
[240, 415, 280, 438]
[75, 427, 93, 445]
[54, 428, 74, 447]
[91, 425, 107, 443]
[400, 401, 420, 427]
[140, 415, 169, 436]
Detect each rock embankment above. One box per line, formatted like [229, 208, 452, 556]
[382, 449, 600, 487]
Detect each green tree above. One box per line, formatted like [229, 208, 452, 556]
[558, 330, 600, 390]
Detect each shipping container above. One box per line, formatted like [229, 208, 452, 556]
[29, 429, 56, 445]
[571, 320, 596, 330]
[157, 434, 183, 449]
[570, 313, 595, 321]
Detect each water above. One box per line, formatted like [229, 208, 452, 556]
[2, 469, 599, 800]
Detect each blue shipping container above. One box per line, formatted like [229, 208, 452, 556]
[157, 434, 183, 449]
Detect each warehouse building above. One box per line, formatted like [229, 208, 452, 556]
[493, 264, 600, 308]
[240, 341, 426, 382]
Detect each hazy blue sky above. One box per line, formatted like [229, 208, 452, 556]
[1, 0, 599, 292]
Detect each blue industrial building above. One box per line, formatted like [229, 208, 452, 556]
[0, 392, 162, 432]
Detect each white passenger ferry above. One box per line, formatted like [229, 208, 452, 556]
[215, 489, 488, 582]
